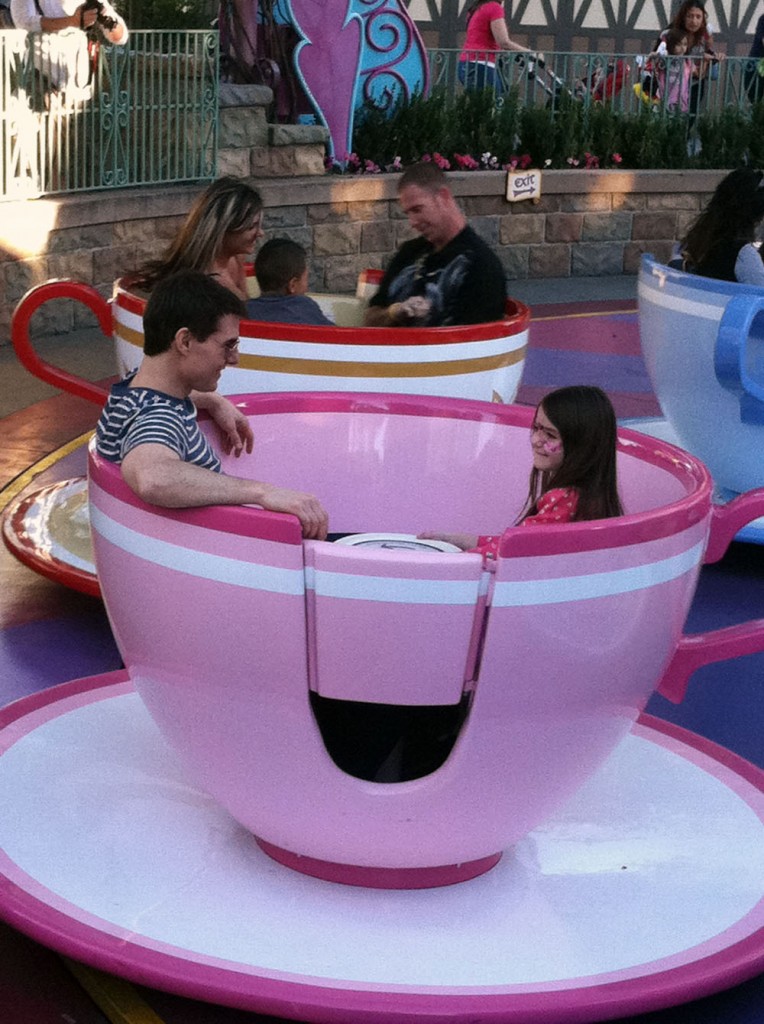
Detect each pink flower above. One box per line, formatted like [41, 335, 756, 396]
[364, 159, 381, 174]
[584, 152, 600, 170]
[518, 153, 532, 169]
[421, 153, 432, 162]
[566, 156, 580, 167]
[612, 152, 623, 165]
[433, 152, 451, 170]
[454, 153, 480, 170]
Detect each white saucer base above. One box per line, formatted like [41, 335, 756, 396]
[0, 673, 762, 1023]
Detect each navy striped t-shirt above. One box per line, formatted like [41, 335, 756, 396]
[95, 373, 221, 472]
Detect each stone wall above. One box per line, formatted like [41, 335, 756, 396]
[217, 84, 328, 180]
[0, 167, 727, 342]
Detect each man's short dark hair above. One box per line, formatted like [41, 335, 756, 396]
[398, 161, 449, 194]
[143, 271, 245, 356]
[255, 238, 308, 294]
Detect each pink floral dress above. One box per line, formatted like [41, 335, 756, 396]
[474, 487, 580, 560]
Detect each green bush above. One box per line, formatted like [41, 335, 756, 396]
[615, 109, 690, 169]
[350, 89, 763, 172]
[518, 103, 557, 165]
[439, 87, 523, 163]
[695, 108, 752, 168]
[354, 89, 453, 165]
[747, 101, 764, 167]
[585, 102, 624, 163]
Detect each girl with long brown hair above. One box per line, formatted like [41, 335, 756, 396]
[422, 386, 623, 557]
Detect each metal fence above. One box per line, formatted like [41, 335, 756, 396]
[0, 29, 218, 200]
[3, 33, 762, 199]
[428, 49, 764, 119]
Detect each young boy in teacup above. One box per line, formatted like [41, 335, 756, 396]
[246, 238, 334, 327]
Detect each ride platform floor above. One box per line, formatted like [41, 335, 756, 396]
[1, 278, 762, 1024]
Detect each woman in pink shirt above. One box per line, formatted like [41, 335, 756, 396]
[421, 385, 624, 560]
[458, 0, 531, 94]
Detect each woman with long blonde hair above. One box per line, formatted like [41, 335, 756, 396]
[134, 177, 264, 299]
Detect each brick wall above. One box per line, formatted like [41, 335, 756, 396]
[0, 168, 727, 342]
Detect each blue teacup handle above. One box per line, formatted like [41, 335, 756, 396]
[714, 293, 764, 424]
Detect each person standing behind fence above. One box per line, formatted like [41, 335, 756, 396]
[640, 28, 693, 112]
[457, 0, 531, 95]
[11, 0, 127, 103]
[655, 2, 718, 117]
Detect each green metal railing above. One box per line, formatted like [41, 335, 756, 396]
[0, 29, 217, 199]
[3, 33, 762, 199]
[427, 49, 764, 118]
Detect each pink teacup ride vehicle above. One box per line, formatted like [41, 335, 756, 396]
[3, 272, 529, 595]
[2, 391, 764, 1021]
[638, 253, 764, 542]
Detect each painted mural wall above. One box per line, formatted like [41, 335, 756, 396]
[286, 0, 428, 159]
[408, 0, 764, 55]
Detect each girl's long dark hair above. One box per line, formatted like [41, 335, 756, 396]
[519, 385, 623, 522]
[682, 168, 764, 268]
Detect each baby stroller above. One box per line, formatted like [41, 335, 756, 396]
[576, 56, 631, 102]
[508, 51, 571, 108]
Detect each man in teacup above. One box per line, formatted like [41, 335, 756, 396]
[95, 270, 329, 539]
[364, 161, 507, 328]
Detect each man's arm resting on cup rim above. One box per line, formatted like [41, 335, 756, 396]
[191, 391, 254, 457]
[120, 444, 328, 538]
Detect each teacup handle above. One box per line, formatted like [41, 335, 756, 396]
[658, 488, 764, 703]
[704, 487, 764, 563]
[658, 616, 764, 704]
[12, 279, 112, 405]
[714, 294, 764, 424]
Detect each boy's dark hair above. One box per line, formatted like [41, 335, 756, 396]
[143, 271, 245, 357]
[254, 238, 308, 294]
